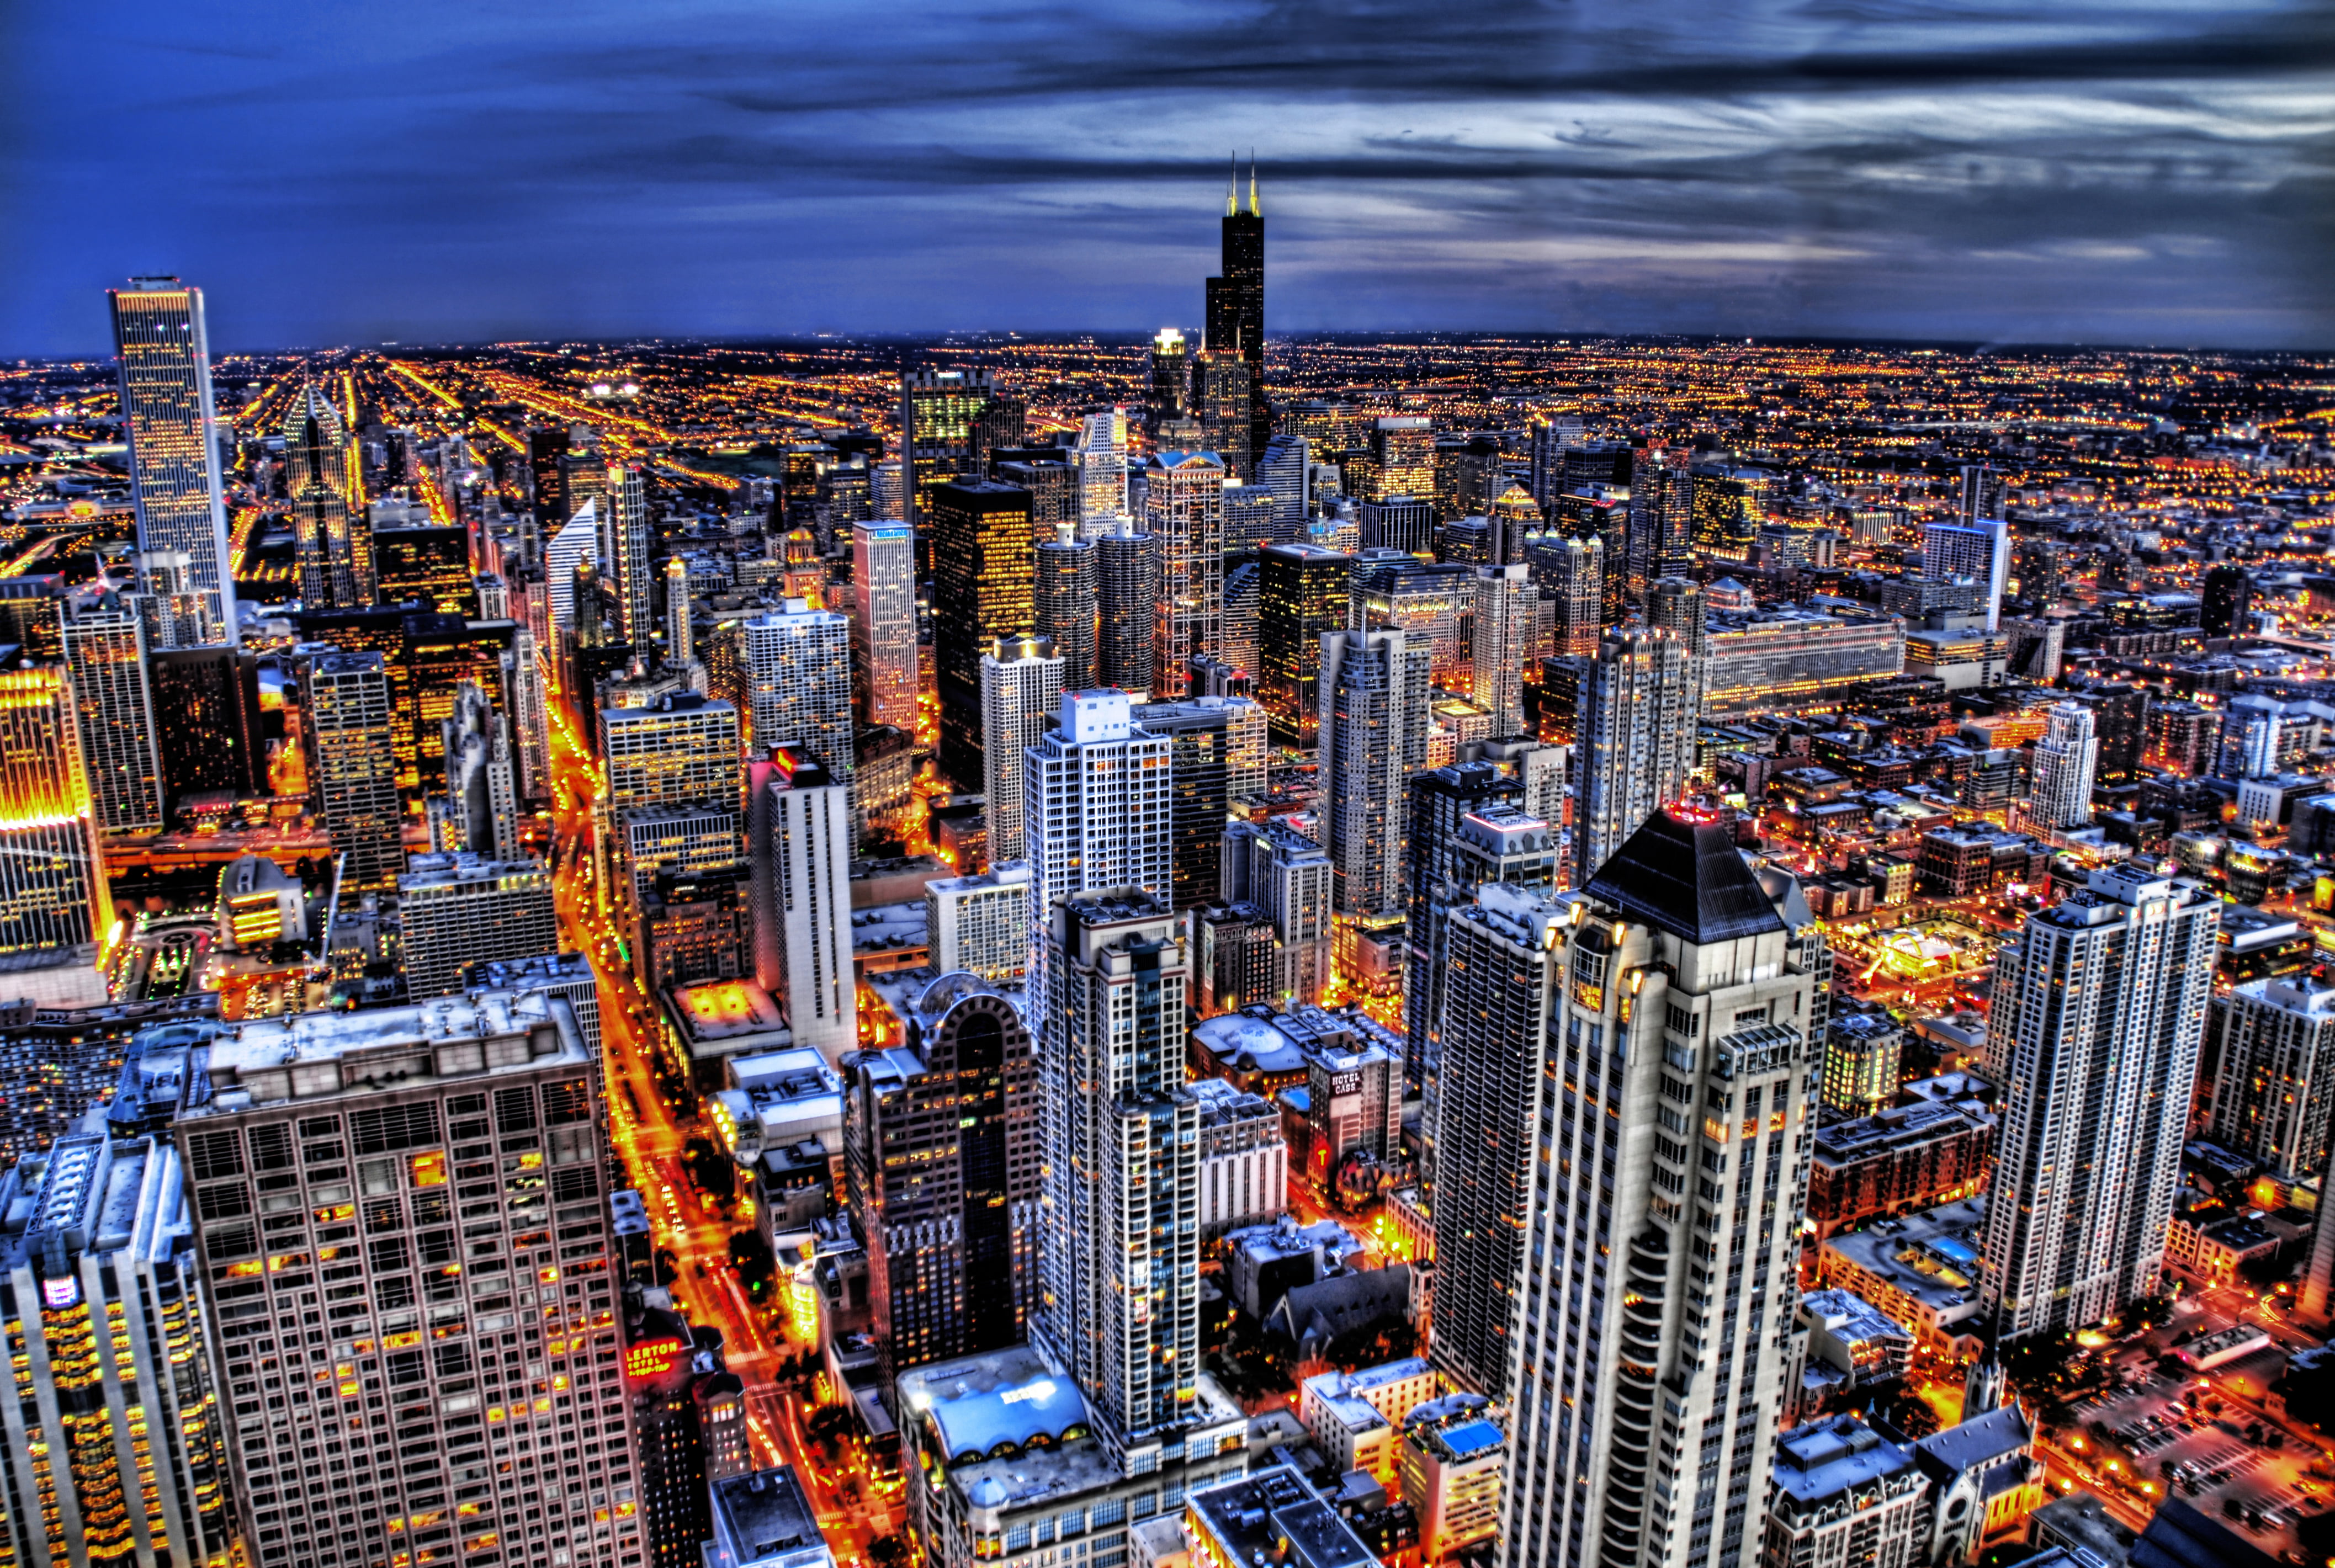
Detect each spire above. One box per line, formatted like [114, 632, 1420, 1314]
[1248, 151, 1259, 217]
[1226, 152, 1237, 217]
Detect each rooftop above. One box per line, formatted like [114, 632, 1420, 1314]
[1584, 810, 1787, 944]
[1188, 1465, 1378, 1568]
[665, 979, 789, 1041]
[1774, 1413, 1919, 1505]
[709, 1466, 829, 1567]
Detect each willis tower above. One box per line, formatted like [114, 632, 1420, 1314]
[1203, 157, 1268, 474]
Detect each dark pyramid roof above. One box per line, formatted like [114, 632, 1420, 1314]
[1584, 810, 1787, 945]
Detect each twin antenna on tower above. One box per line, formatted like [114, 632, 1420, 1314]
[1225, 151, 1260, 217]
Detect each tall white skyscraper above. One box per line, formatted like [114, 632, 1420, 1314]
[741, 599, 855, 784]
[2028, 701, 2099, 830]
[1923, 516, 2010, 634]
[1036, 887, 1201, 1464]
[851, 521, 919, 730]
[1076, 408, 1129, 520]
[664, 555, 696, 673]
[1495, 810, 1828, 1568]
[1470, 562, 1533, 735]
[1318, 629, 1430, 917]
[750, 754, 857, 1062]
[980, 634, 1064, 865]
[1982, 862, 2217, 1340]
[544, 497, 602, 639]
[603, 462, 654, 649]
[108, 278, 235, 641]
[1574, 628, 1698, 886]
[1022, 690, 1171, 938]
[284, 383, 374, 609]
[1144, 450, 1227, 700]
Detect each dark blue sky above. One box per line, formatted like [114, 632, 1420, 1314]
[3, 0, 2330, 356]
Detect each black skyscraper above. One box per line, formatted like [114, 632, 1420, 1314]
[2203, 565, 2254, 638]
[1204, 158, 1267, 475]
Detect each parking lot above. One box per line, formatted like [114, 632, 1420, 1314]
[2060, 1344, 2329, 1561]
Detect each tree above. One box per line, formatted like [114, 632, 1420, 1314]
[730, 1231, 777, 1294]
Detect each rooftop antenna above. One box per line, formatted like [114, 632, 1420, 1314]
[1248, 150, 1259, 216]
[1226, 152, 1238, 216]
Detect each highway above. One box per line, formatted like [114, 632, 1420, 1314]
[544, 690, 894, 1566]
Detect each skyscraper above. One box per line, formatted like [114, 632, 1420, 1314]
[1205, 158, 1269, 469]
[850, 522, 918, 730]
[304, 650, 404, 902]
[1255, 434, 1309, 540]
[1574, 628, 1698, 886]
[1257, 543, 1350, 747]
[1218, 559, 1261, 683]
[1076, 408, 1130, 519]
[846, 971, 1041, 1369]
[0, 1133, 236, 1568]
[1021, 690, 1173, 1012]
[1982, 862, 2217, 1340]
[604, 462, 655, 649]
[109, 278, 235, 641]
[2207, 976, 2335, 1184]
[436, 679, 519, 860]
[1192, 351, 1254, 481]
[1318, 630, 1430, 917]
[980, 635, 1065, 865]
[749, 753, 856, 1062]
[397, 852, 559, 998]
[931, 480, 1036, 787]
[1923, 516, 2010, 634]
[1400, 759, 1524, 1085]
[0, 667, 108, 972]
[1094, 527, 1162, 696]
[664, 556, 696, 673]
[1145, 328, 1192, 444]
[1496, 811, 1828, 1568]
[900, 366, 999, 543]
[1470, 562, 1533, 735]
[285, 384, 375, 609]
[1367, 417, 1435, 505]
[1144, 451, 1228, 700]
[1036, 889, 1200, 1460]
[61, 590, 163, 833]
[1136, 695, 1267, 910]
[174, 988, 646, 1568]
[2027, 701, 2099, 831]
[2201, 564, 2254, 639]
[741, 600, 855, 786]
[1222, 818, 1334, 1008]
[1546, 534, 1606, 657]
[1034, 530, 1100, 691]
[1959, 463, 2007, 524]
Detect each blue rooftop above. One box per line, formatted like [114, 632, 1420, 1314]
[1439, 1419, 1503, 1459]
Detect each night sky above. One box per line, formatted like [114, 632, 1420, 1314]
[3, 0, 2329, 356]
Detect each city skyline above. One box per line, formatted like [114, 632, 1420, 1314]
[4, 2, 2331, 357]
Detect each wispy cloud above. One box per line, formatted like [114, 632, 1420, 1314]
[1, 0, 2328, 352]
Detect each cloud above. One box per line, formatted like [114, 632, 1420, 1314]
[0, 0, 2329, 352]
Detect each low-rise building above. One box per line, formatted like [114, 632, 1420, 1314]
[1807, 1098, 1997, 1238]
[1816, 1198, 1988, 1356]
[1798, 1288, 1915, 1413]
[1191, 1077, 1289, 1237]
[706, 1466, 834, 1568]
[1765, 1412, 1930, 1568]
[658, 976, 793, 1097]
[1400, 1393, 1503, 1564]
[1223, 1215, 1365, 1321]
[1187, 1466, 1381, 1568]
[1914, 1405, 2042, 1566]
[1296, 1357, 1435, 1484]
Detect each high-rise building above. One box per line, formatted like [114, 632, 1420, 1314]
[850, 522, 919, 730]
[1094, 527, 1161, 695]
[1765, 1414, 1929, 1568]
[1218, 559, 1261, 684]
[528, 424, 571, 536]
[436, 679, 519, 860]
[900, 366, 999, 542]
[1923, 517, 2010, 635]
[2027, 701, 2099, 831]
[846, 971, 1040, 1368]
[2207, 976, 2335, 1184]
[741, 600, 855, 785]
[1144, 451, 1228, 700]
[1034, 530, 1100, 691]
[397, 852, 559, 998]
[1255, 434, 1310, 540]
[1192, 352, 1254, 480]
[285, 384, 375, 609]
[1959, 463, 2007, 524]
[748, 754, 856, 1062]
[991, 455, 1078, 550]
[1646, 575, 1708, 655]
[1318, 630, 1431, 917]
[925, 862, 1034, 984]
[304, 650, 404, 902]
[601, 693, 742, 817]
[1366, 417, 1435, 504]
[0, 667, 109, 971]
[1496, 811, 1828, 1568]
[604, 463, 655, 649]
[980, 635, 1065, 865]
[1022, 690, 1173, 1013]
[1471, 563, 1533, 735]
[1574, 628, 1697, 885]
[1037, 889, 1200, 1459]
[109, 278, 235, 640]
[173, 988, 645, 1568]
[1145, 328, 1192, 443]
[1137, 695, 1267, 910]
[0, 1132, 236, 1568]
[623, 1295, 745, 1568]
[1222, 820, 1335, 1009]
[1205, 160, 1270, 468]
[1545, 534, 1606, 657]
[2201, 565, 2254, 639]
[1982, 862, 2217, 1339]
[61, 591, 163, 833]
[1076, 408, 1129, 519]
[1350, 552, 1473, 685]
[1258, 543, 1350, 748]
[931, 480, 1036, 788]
